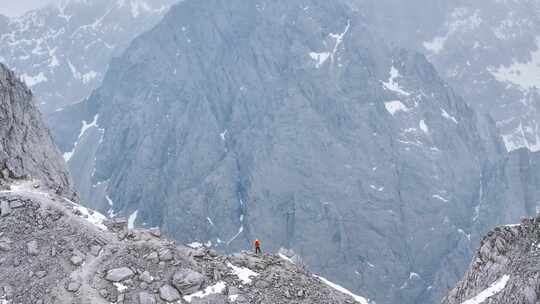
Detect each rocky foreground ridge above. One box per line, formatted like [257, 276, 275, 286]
[442, 216, 540, 304]
[0, 63, 72, 197]
[0, 180, 369, 304]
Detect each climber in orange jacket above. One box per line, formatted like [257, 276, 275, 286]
[254, 239, 261, 254]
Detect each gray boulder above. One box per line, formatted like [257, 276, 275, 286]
[159, 284, 181, 302]
[138, 291, 156, 304]
[105, 267, 134, 282]
[172, 268, 205, 295]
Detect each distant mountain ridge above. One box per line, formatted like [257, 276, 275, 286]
[0, 0, 176, 114]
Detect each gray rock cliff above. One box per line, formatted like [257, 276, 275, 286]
[59, 0, 508, 303]
[442, 212, 540, 304]
[0, 63, 72, 195]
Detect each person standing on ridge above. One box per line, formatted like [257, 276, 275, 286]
[254, 239, 261, 254]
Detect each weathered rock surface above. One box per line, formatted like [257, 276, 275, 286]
[443, 215, 540, 304]
[59, 0, 505, 303]
[0, 63, 73, 196]
[0, 183, 370, 303]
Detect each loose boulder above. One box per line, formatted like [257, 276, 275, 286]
[105, 267, 134, 282]
[172, 268, 205, 295]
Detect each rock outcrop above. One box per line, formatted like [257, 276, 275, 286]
[0, 181, 370, 304]
[442, 215, 540, 304]
[0, 63, 72, 196]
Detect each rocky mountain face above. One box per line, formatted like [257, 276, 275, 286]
[53, 0, 528, 303]
[0, 180, 370, 304]
[348, 0, 540, 154]
[442, 212, 540, 304]
[0, 63, 72, 196]
[0, 0, 176, 114]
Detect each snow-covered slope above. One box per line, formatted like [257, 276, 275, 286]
[0, 0, 176, 114]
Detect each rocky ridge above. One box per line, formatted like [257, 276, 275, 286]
[0, 181, 369, 304]
[442, 215, 540, 304]
[0, 63, 72, 196]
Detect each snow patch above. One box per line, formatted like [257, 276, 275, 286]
[441, 108, 458, 124]
[69, 200, 108, 231]
[501, 121, 540, 152]
[184, 281, 227, 303]
[419, 120, 429, 133]
[114, 282, 128, 292]
[309, 52, 330, 68]
[21, 72, 47, 87]
[460, 275, 510, 304]
[279, 253, 295, 264]
[314, 275, 369, 304]
[385, 100, 410, 115]
[128, 210, 138, 229]
[187, 242, 203, 249]
[433, 195, 449, 202]
[489, 37, 540, 91]
[227, 262, 259, 284]
[382, 66, 411, 96]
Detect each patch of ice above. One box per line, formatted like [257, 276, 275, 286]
[433, 195, 449, 202]
[309, 52, 330, 68]
[220, 130, 228, 141]
[419, 120, 429, 133]
[382, 66, 411, 96]
[227, 262, 259, 284]
[128, 210, 138, 229]
[279, 253, 295, 264]
[385, 100, 410, 115]
[501, 121, 540, 152]
[69, 200, 108, 231]
[460, 275, 510, 304]
[114, 282, 128, 292]
[441, 108, 458, 124]
[187, 242, 203, 249]
[183, 281, 226, 302]
[105, 195, 116, 218]
[314, 275, 369, 304]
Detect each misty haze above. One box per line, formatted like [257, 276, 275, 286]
[1, 1, 540, 303]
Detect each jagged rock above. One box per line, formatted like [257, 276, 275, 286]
[66, 281, 81, 292]
[149, 228, 161, 238]
[35, 271, 47, 279]
[0, 63, 73, 196]
[140, 271, 153, 284]
[172, 268, 205, 295]
[145, 251, 159, 263]
[138, 291, 156, 304]
[0, 201, 10, 217]
[26, 240, 39, 256]
[90, 245, 102, 256]
[9, 200, 25, 209]
[158, 248, 173, 261]
[105, 267, 134, 282]
[70, 255, 84, 266]
[159, 284, 180, 302]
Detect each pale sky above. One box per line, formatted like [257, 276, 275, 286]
[0, 0, 55, 17]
